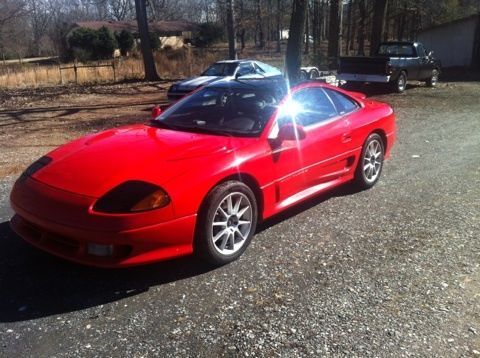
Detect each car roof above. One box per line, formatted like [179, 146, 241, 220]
[215, 59, 256, 64]
[379, 41, 417, 46]
[205, 77, 287, 91]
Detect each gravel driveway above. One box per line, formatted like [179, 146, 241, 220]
[0, 81, 479, 357]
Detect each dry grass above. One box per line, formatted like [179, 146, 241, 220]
[0, 45, 294, 89]
[0, 48, 221, 88]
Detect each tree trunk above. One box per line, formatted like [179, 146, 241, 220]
[276, 0, 281, 52]
[285, 0, 308, 83]
[327, 0, 340, 68]
[357, 0, 366, 56]
[345, 0, 353, 56]
[312, 0, 319, 55]
[226, 0, 237, 59]
[239, 28, 246, 50]
[397, 11, 406, 41]
[319, 0, 325, 41]
[370, 0, 388, 56]
[134, 0, 160, 81]
[256, 0, 265, 48]
[304, 4, 310, 54]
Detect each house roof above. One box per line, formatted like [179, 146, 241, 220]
[419, 14, 479, 33]
[71, 20, 198, 34]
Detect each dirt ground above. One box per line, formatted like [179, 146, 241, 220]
[0, 79, 479, 357]
[0, 81, 172, 178]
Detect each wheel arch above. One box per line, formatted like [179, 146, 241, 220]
[198, 172, 264, 223]
[370, 129, 388, 152]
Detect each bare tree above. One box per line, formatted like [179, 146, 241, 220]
[370, 0, 388, 55]
[276, 0, 282, 52]
[134, 0, 160, 80]
[327, 0, 341, 67]
[226, 0, 237, 59]
[285, 0, 307, 83]
[255, 0, 265, 48]
[26, 0, 51, 56]
[0, 0, 27, 59]
[357, 0, 367, 55]
[108, 0, 135, 20]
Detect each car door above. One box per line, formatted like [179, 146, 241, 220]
[266, 115, 306, 203]
[290, 87, 355, 188]
[416, 43, 433, 79]
[395, 44, 419, 80]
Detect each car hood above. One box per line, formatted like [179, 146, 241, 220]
[176, 76, 222, 90]
[32, 124, 243, 198]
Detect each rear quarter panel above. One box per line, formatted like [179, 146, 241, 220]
[349, 99, 395, 155]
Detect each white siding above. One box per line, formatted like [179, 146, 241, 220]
[418, 17, 477, 67]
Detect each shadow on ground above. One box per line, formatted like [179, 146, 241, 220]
[342, 82, 427, 97]
[0, 183, 361, 323]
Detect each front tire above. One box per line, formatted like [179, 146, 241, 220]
[195, 181, 257, 265]
[392, 71, 407, 93]
[354, 133, 385, 189]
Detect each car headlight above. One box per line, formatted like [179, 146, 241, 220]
[93, 180, 170, 213]
[20, 156, 52, 179]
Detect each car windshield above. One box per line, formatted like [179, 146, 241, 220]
[153, 86, 283, 136]
[201, 63, 238, 76]
[377, 44, 415, 57]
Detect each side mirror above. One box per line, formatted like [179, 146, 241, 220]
[278, 123, 306, 141]
[151, 105, 162, 118]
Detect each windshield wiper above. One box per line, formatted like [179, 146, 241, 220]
[174, 124, 234, 136]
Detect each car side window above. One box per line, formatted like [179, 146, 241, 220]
[237, 62, 255, 77]
[290, 88, 338, 127]
[416, 43, 427, 57]
[324, 89, 359, 115]
[253, 63, 266, 75]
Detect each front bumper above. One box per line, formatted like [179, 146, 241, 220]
[338, 73, 391, 83]
[10, 214, 195, 267]
[10, 178, 196, 267]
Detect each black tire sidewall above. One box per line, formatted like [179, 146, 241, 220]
[195, 181, 258, 265]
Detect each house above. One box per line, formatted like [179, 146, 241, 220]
[418, 14, 480, 68]
[68, 20, 198, 50]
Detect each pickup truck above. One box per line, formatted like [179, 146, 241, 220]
[337, 41, 441, 92]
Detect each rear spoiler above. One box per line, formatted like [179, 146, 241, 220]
[347, 91, 367, 100]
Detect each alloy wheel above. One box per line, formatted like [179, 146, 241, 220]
[210, 192, 252, 255]
[363, 139, 383, 183]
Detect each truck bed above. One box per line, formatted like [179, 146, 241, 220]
[339, 56, 389, 75]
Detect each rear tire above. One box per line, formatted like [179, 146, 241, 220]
[426, 69, 439, 87]
[195, 181, 257, 265]
[392, 71, 407, 93]
[354, 133, 385, 190]
[309, 68, 320, 79]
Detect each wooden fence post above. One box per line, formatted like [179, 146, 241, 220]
[73, 61, 78, 84]
[112, 61, 116, 82]
[59, 65, 63, 85]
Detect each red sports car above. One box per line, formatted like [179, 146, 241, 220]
[10, 78, 396, 267]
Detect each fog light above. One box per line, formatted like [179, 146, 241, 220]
[87, 243, 114, 257]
